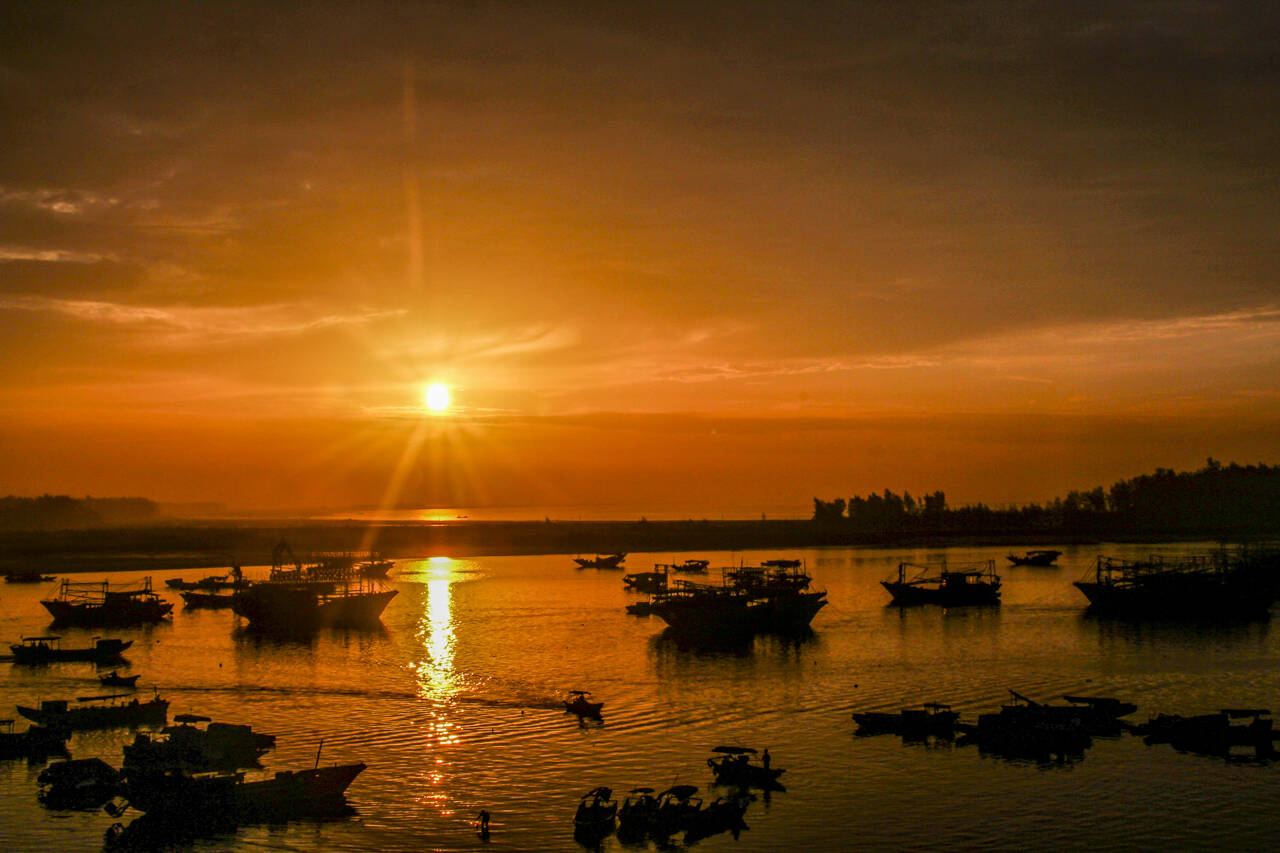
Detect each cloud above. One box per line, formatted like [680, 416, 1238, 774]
[0, 295, 405, 345]
[0, 246, 112, 263]
[0, 186, 119, 215]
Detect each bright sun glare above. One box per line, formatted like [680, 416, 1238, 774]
[424, 383, 451, 412]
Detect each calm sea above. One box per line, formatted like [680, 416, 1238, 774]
[307, 504, 808, 523]
[1, 542, 1277, 852]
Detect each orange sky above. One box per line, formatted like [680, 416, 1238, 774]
[2, 3, 1278, 513]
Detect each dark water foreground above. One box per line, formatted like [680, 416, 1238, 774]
[1, 542, 1277, 851]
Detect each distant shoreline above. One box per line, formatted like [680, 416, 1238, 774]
[0, 518, 1241, 575]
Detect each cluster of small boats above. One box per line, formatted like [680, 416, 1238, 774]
[879, 546, 1280, 619]
[11, 543, 401, 634]
[573, 746, 781, 846]
[0, 543, 390, 848]
[4, 671, 367, 846]
[624, 559, 828, 639]
[854, 692, 1280, 765]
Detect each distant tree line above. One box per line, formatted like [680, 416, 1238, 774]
[0, 495, 160, 530]
[812, 459, 1280, 537]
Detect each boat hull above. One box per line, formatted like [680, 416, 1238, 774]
[1074, 575, 1277, 618]
[124, 762, 367, 817]
[180, 590, 238, 609]
[882, 580, 1000, 607]
[10, 639, 133, 664]
[231, 585, 398, 630]
[41, 599, 173, 626]
[18, 698, 169, 731]
[652, 590, 826, 637]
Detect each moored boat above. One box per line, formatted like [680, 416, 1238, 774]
[958, 691, 1093, 762]
[4, 568, 55, 583]
[165, 565, 246, 591]
[706, 746, 784, 788]
[654, 559, 711, 574]
[41, 578, 173, 626]
[574, 553, 626, 569]
[38, 757, 122, 808]
[1074, 549, 1280, 618]
[18, 692, 169, 731]
[1007, 549, 1063, 567]
[623, 569, 668, 593]
[853, 702, 959, 737]
[180, 590, 239, 609]
[0, 718, 69, 760]
[119, 759, 367, 818]
[882, 560, 1001, 606]
[649, 564, 827, 638]
[625, 600, 657, 617]
[124, 713, 276, 773]
[99, 671, 140, 689]
[10, 635, 133, 665]
[230, 579, 397, 631]
[573, 785, 618, 837]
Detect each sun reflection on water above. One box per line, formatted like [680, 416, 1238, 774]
[414, 557, 460, 712]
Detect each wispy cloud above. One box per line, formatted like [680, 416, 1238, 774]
[0, 246, 113, 263]
[0, 186, 119, 215]
[0, 295, 406, 345]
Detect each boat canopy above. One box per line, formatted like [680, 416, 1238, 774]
[660, 785, 699, 799]
[174, 713, 213, 724]
[711, 745, 757, 754]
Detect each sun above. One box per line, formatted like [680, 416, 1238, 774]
[424, 383, 451, 412]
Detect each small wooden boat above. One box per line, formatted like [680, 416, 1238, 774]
[853, 702, 959, 737]
[10, 636, 133, 664]
[622, 570, 668, 593]
[4, 568, 55, 583]
[654, 559, 710, 574]
[625, 600, 656, 617]
[38, 757, 122, 808]
[706, 745, 784, 788]
[573, 553, 626, 569]
[98, 671, 140, 689]
[564, 690, 604, 718]
[18, 692, 168, 731]
[1007, 549, 1063, 567]
[180, 589, 239, 609]
[0, 718, 69, 760]
[573, 786, 618, 834]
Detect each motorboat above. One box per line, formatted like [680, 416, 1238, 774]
[564, 690, 603, 718]
[98, 671, 141, 689]
[706, 745, 784, 788]
[9, 635, 132, 664]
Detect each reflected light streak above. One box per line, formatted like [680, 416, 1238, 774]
[414, 558, 459, 715]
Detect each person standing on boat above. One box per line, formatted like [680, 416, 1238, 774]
[477, 809, 490, 834]
[762, 748, 771, 770]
